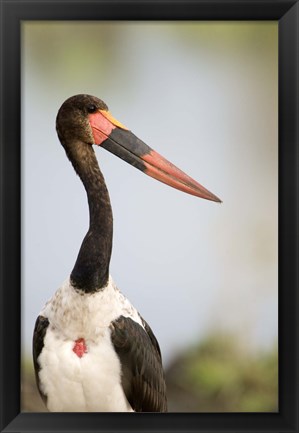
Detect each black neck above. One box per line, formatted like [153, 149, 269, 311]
[65, 141, 113, 292]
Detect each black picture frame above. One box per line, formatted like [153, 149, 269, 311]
[0, 1, 298, 432]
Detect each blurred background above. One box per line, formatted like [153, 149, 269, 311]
[22, 21, 278, 412]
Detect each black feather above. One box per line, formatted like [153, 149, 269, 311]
[32, 315, 49, 404]
[110, 315, 167, 412]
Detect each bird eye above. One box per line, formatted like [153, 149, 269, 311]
[87, 104, 97, 113]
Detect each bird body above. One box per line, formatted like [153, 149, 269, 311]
[35, 277, 142, 411]
[33, 94, 220, 412]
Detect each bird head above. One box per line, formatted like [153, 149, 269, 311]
[56, 94, 221, 203]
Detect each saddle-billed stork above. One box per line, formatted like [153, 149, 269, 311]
[33, 94, 221, 412]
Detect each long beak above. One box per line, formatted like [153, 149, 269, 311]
[89, 110, 221, 202]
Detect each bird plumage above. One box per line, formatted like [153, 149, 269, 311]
[33, 277, 166, 411]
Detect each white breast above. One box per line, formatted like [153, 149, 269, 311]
[37, 276, 142, 412]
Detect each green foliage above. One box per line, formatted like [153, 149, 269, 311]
[165, 334, 278, 412]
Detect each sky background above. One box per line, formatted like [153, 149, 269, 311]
[22, 21, 278, 367]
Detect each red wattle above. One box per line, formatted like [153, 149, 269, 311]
[73, 338, 87, 358]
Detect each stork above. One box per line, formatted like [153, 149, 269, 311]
[33, 94, 221, 412]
